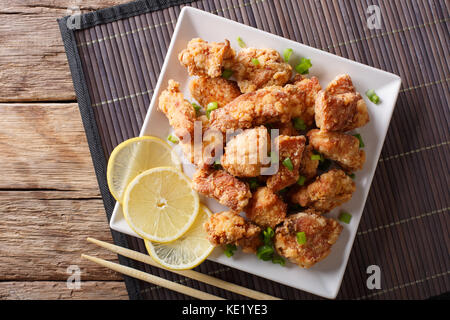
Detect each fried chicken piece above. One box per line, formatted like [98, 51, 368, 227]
[158, 80, 196, 138]
[274, 212, 343, 268]
[227, 48, 292, 93]
[245, 186, 287, 229]
[189, 77, 241, 108]
[178, 38, 235, 78]
[221, 126, 270, 177]
[192, 167, 251, 212]
[314, 74, 369, 131]
[204, 211, 261, 250]
[308, 129, 366, 172]
[266, 135, 306, 192]
[290, 169, 355, 212]
[299, 145, 319, 181]
[209, 86, 291, 133]
[284, 75, 322, 126]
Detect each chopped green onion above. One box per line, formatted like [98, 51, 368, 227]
[237, 36, 246, 48]
[295, 57, 312, 75]
[293, 117, 307, 130]
[353, 133, 365, 148]
[272, 255, 285, 266]
[251, 58, 260, 66]
[282, 157, 294, 171]
[339, 212, 352, 224]
[206, 101, 219, 119]
[192, 102, 201, 115]
[296, 231, 307, 245]
[224, 244, 237, 257]
[249, 177, 260, 190]
[297, 175, 306, 186]
[167, 134, 179, 144]
[263, 227, 275, 246]
[366, 89, 380, 104]
[347, 173, 356, 179]
[318, 158, 332, 171]
[256, 245, 274, 261]
[310, 154, 321, 161]
[278, 188, 288, 195]
[222, 69, 233, 79]
[283, 48, 293, 62]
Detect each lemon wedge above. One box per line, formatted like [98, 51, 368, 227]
[107, 136, 181, 203]
[123, 167, 199, 243]
[145, 204, 214, 270]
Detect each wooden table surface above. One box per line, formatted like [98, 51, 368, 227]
[0, 0, 133, 300]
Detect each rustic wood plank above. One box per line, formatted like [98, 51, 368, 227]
[0, 103, 99, 193]
[0, 281, 128, 299]
[0, 1, 129, 102]
[0, 190, 125, 281]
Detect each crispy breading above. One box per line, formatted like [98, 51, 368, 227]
[192, 167, 251, 212]
[307, 129, 366, 172]
[290, 169, 355, 212]
[203, 211, 261, 249]
[284, 75, 322, 126]
[158, 80, 196, 138]
[178, 38, 235, 77]
[266, 135, 306, 192]
[221, 126, 270, 177]
[209, 86, 291, 133]
[299, 145, 319, 181]
[274, 212, 343, 268]
[226, 48, 292, 93]
[314, 74, 369, 131]
[189, 76, 241, 108]
[245, 186, 287, 228]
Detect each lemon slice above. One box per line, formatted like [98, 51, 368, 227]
[145, 204, 214, 270]
[107, 136, 181, 203]
[123, 167, 199, 243]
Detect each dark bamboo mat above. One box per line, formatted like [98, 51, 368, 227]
[59, 0, 449, 300]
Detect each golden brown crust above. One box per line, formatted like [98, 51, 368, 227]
[284, 75, 322, 126]
[189, 76, 241, 108]
[245, 186, 287, 229]
[290, 169, 356, 212]
[307, 129, 366, 172]
[221, 126, 270, 177]
[209, 86, 291, 133]
[274, 212, 343, 268]
[314, 74, 369, 131]
[203, 211, 261, 247]
[192, 167, 251, 213]
[178, 38, 235, 78]
[299, 145, 319, 181]
[267, 135, 306, 192]
[158, 80, 196, 138]
[227, 48, 292, 93]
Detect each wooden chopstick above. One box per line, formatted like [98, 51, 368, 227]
[81, 254, 223, 300]
[87, 237, 281, 300]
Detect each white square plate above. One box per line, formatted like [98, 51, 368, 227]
[110, 6, 401, 299]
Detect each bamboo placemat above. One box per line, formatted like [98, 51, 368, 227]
[58, 0, 449, 300]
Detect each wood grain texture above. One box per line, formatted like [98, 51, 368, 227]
[0, 102, 127, 296]
[0, 103, 99, 192]
[0, 281, 128, 300]
[0, 0, 127, 102]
